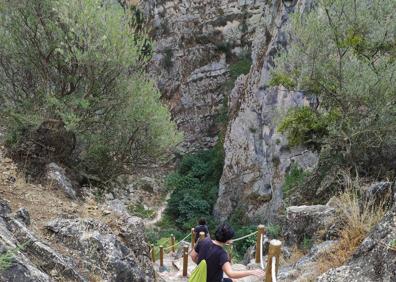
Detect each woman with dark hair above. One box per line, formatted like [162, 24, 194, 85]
[190, 223, 264, 282]
[194, 218, 210, 242]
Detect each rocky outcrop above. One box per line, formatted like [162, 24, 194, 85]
[0, 199, 83, 282]
[284, 205, 337, 246]
[46, 217, 154, 281]
[140, 0, 272, 150]
[46, 163, 77, 199]
[317, 193, 396, 282]
[214, 0, 317, 222]
[278, 240, 337, 282]
[0, 198, 154, 281]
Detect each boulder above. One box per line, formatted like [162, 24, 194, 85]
[0, 199, 84, 282]
[46, 217, 154, 281]
[46, 163, 77, 199]
[362, 181, 394, 209]
[284, 205, 336, 246]
[278, 240, 337, 282]
[15, 208, 31, 226]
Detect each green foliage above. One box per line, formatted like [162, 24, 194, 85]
[389, 239, 396, 249]
[0, 250, 14, 271]
[162, 48, 173, 71]
[165, 146, 224, 231]
[229, 56, 252, 81]
[266, 224, 281, 238]
[269, 72, 296, 89]
[272, 0, 396, 184]
[0, 242, 29, 271]
[128, 203, 156, 219]
[232, 225, 257, 261]
[301, 236, 313, 253]
[278, 107, 340, 150]
[283, 163, 310, 196]
[0, 0, 181, 180]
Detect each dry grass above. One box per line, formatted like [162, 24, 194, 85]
[281, 245, 305, 266]
[316, 188, 386, 273]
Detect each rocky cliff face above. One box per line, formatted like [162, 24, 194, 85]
[214, 0, 317, 222]
[140, 0, 272, 151]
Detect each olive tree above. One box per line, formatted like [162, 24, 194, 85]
[0, 0, 181, 180]
[272, 0, 396, 183]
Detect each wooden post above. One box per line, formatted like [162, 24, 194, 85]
[265, 240, 282, 282]
[199, 231, 205, 240]
[191, 228, 196, 249]
[159, 245, 164, 267]
[255, 224, 265, 263]
[171, 234, 175, 252]
[151, 244, 155, 262]
[182, 245, 189, 277]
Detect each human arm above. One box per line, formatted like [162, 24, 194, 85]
[222, 262, 265, 279]
[190, 248, 199, 264]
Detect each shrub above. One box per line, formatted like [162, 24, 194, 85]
[283, 163, 310, 196]
[266, 224, 281, 238]
[0, 0, 181, 181]
[316, 188, 386, 273]
[165, 146, 224, 231]
[272, 0, 396, 187]
[229, 55, 252, 81]
[128, 203, 156, 219]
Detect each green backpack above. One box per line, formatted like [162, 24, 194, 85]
[188, 259, 207, 282]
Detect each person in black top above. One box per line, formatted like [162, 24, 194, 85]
[194, 218, 210, 242]
[190, 223, 264, 282]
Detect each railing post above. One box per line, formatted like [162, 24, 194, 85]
[191, 228, 196, 249]
[255, 224, 265, 263]
[199, 231, 205, 240]
[159, 245, 164, 267]
[182, 245, 189, 277]
[265, 239, 282, 282]
[171, 234, 175, 252]
[151, 244, 155, 262]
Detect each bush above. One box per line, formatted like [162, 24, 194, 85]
[283, 163, 311, 196]
[128, 203, 156, 219]
[0, 0, 181, 181]
[165, 146, 224, 231]
[272, 0, 396, 189]
[266, 224, 281, 238]
[229, 55, 252, 81]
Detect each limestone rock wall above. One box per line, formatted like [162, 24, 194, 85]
[214, 0, 318, 222]
[141, 0, 270, 151]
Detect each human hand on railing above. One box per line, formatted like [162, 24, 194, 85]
[249, 269, 265, 277]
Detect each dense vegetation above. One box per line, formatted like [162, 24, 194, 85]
[0, 0, 181, 180]
[165, 145, 224, 231]
[272, 0, 396, 199]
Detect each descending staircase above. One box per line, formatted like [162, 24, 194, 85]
[153, 249, 263, 282]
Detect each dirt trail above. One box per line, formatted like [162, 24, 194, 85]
[145, 192, 170, 227]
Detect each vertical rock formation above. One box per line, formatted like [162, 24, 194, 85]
[141, 0, 271, 151]
[214, 0, 318, 222]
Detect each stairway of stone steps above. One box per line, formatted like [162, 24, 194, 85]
[153, 249, 263, 282]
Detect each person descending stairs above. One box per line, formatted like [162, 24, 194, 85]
[152, 222, 282, 282]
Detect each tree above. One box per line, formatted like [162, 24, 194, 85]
[0, 0, 181, 180]
[272, 0, 396, 182]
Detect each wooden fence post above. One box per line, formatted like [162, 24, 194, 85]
[255, 224, 265, 263]
[199, 231, 205, 240]
[182, 245, 189, 277]
[159, 245, 164, 267]
[171, 234, 175, 252]
[191, 228, 196, 249]
[151, 244, 155, 262]
[265, 239, 282, 282]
